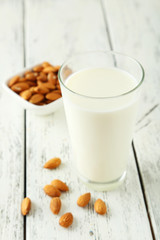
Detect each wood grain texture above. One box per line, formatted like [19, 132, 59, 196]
[102, 0, 160, 119]
[135, 106, 160, 239]
[24, 0, 109, 66]
[0, 0, 24, 239]
[26, 108, 152, 240]
[102, 0, 160, 238]
[25, 0, 152, 239]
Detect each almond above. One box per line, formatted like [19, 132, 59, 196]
[33, 65, 43, 72]
[42, 61, 51, 68]
[54, 65, 61, 72]
[29, 87, 36, 93]
[45, 99, 53, 104]
[37, 102, 46, 106]
[47, 72, 57, 85]
[46, 92, 61, 101]
[19, 77, 27, 82]
[50, 197, 61, 215]
[29, 94, 44, 104]
[38, 81, 56, 90]
[11, 82, 30, 92]
[8, 75, 20, 87]
[21, 197, 31, 216]
[56, 79, 60, 85]
[43, 66, 58, 73]
[44, 185, 61, 197]
[9, 62, 61, 106]
[54, 89, 62, 94]
[56, 84, 61, 90]
[25, 81, 37, 87]
[24, 71, 32, 76]
[25, 72, 37, 81]
[44, 157, 61, 169]
[37, 72, 47, 82]
[20, 89, 32, 100]
[51, 179, 69, 192]
[77, 193, 91, 207]
[59, 212, 73, 228]
[34, 86, 49, 94]
[94, 199, 107, 215]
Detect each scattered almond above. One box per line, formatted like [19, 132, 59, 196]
[21, 197, 31, 216]
[44, 157, 61, 169]
[59, 212, 73, 228]
[50, 197, 61, 215]
[94, 199, 107, 215]
[29, 94, 44, 104]
[51, 179, 69, 192]
[44, 185, 61, 197]
[77, 193, 91, 207]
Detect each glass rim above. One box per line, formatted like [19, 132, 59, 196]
[58, 50, 145, 99]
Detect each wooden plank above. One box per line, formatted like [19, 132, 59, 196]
[102, 0, 159, 119]
[102, 0, 160, 238]
[0, 0, 24, 239]
[25, 0, 152, 239]
[26, 109, 152, 240]
[135, 107, 160, 238]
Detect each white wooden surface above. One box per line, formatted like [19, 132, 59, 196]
[0, 0, 159, 239]
[0, 0, 24, 239]
[102, 0, 160, 238]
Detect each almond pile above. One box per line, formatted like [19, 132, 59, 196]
[21, 156, 108, 229]
[8, 62, 62, 105]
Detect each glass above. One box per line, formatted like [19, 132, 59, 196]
[58, 51, 144, 191]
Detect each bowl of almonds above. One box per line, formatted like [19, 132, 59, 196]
[3, 62, 63, 115]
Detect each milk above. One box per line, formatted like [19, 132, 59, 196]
[62, 67, 139, 183]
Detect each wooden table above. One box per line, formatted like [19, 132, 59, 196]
[0, 0, 159, 239]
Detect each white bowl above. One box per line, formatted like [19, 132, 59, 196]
[2, 64, 63, 115]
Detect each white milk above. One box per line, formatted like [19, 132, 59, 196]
[62, 68, 139, 183]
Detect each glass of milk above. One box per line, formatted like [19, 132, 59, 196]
[58, 51, 144, 191]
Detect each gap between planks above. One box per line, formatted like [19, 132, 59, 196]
[23, 0, 27, 239]
[23, 110, 27, 240]
[100, 0, 155, 239]
[132, 142, 156, 240]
